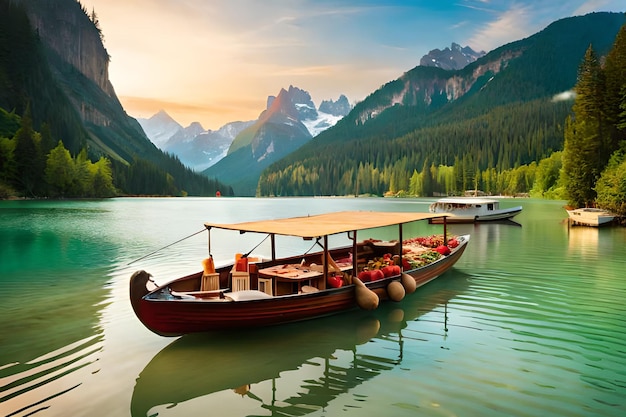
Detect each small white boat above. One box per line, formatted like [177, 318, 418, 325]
[429, 197, 523, 223]
[566, 208, 615, 227]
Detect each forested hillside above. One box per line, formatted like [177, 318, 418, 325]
[0, 0, 232, 198]
[260, 99, 570, 196]
[258, 12, 626, 197]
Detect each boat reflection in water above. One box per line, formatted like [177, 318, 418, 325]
[131, 273, 468, 417]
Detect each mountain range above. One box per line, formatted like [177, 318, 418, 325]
[138, 42, 483, 194]
[137, 111, 254, 172]
[256, 12, 626, 197]
[139, 90, 350, 174]
[202, 86, 351, 195]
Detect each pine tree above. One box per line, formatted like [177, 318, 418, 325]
[72, 148, 92, 196]
[0, 136, 16, 184]
[619, 87, 626, 131]
[562, 46, 605, 207]
[421, 159, 433, 197]
[92, 157, 116, 197]
[563, 116, 599, 207]
[603, 22, 626, 152]
[408, 169, 420, 196]
[13, 105, 44, 196]
[45, 141, 74, 197]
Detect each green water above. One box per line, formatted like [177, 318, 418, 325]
[1, 197, 625, 417]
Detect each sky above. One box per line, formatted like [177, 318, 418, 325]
[83, 0, 625, 130]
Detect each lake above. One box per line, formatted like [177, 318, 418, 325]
[1, 197, 625, 417]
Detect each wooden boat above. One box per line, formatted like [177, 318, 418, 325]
[566, 207, 616, 227]
[429, 197, 522, 223]
[130, 276, 467, 416]
[130, 211, 470, 336]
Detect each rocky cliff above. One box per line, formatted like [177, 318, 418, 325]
[203, 86, 319, 195]
[21, 0, 113, 96]
[356, 47, 522, 124]
[420, 43, 486, 70]
[14, 0, 157, 163]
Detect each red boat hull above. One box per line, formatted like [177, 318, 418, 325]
[130, 236, 469, 336]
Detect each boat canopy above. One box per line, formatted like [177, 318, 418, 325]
[204, 211, 448, 239]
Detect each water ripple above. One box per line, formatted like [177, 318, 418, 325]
[409, 264, 626, 417]
[0, 335, 103, 416]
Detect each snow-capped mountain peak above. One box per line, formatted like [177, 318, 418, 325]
[264, 86, 351, 137]
[137, 110, 182, 148]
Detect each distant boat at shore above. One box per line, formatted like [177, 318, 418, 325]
[428, 197, 523, 224]
[566, 207, 616, 227]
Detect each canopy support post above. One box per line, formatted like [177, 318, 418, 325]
[323, 235, 329, 288]
[207, 226, 212, 256]
[350, 231, 357, 277]
[398, 223, 403, 269]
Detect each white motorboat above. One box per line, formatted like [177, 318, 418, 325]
[566, 207, 616, 227]
[429, 197, 523, 223]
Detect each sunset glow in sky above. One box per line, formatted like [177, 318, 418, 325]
[83, 0, 624, 130]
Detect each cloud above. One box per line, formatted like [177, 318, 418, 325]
[552, 90, 576, 102]
[467, 1, 625, 53]
[468, 4, 534, 52]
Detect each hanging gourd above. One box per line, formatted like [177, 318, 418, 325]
[387, 280, 405, 302]
[400, 273, 417, 294]
[354, 277, 379, 310]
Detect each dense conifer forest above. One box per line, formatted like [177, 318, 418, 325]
[258, 98, 571, 197]
[0, 106, 229, 198]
